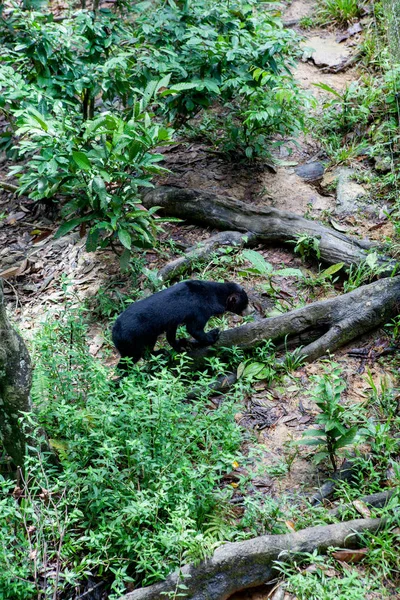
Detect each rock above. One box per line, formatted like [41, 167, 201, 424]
[374, 155, 392, 173]
[335, 168, 367, 213]
[320, 171, 337, 193]
[259, 168, 332, 214]
[302, 35, 352, 69]
[295, 161, 325, 182]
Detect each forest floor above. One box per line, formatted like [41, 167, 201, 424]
[1, 0, 399, 598]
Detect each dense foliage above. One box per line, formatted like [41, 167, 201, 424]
[0, 0, 308, 267]
[1, 310, 245, 598]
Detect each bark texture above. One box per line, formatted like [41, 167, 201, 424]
[143, 187, 392, 269]
[0, 283, 32, 470]
[158, 231, 255, 282]
[120, 517, 383, 600]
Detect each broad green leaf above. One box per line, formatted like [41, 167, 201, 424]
[302, 438, 326, 446]
[142, 79, 158, 108]
[92, 176, 107, 207]
[335, 427, 358, 449]
[160, 82, 199, 96]
[54, 218, 84, 238]
[365, 251, 378, 269]
[274, 268, 304, 278]
[72, 151, 92, 171]
[242, 362, 266, 378]
[86, 228, 100, 252]
[319, 263, 345, 279]
[242, 249, 272, 275]
[254, 367, 273, 380]
[312, 83, 343, 98]
[237, 362, 246, 378]
[313, 451, 329, 464]
[27, 107, 49, 131]
[119, 248, 131, 271]
[118, 228, 132, 249]
[302, 429, 325, 438]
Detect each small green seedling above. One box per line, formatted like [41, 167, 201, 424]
[301, 362, 357, 471]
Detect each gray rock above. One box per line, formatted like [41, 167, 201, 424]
[335, 168, 367, 213]
[295, 161, 325, 182]
[302, 35, 352, 69]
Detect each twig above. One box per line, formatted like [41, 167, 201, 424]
[0, 181, 18, 193]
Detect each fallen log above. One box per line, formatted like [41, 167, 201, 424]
[187, 276, 400, 363]
[158, 231, 256, 282]
[143, 187, 393, 270]
[120, 517, 383, 600]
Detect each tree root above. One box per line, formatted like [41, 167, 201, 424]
[329, 489, 399, 518]
[143, 187, 393, 270]
[119, 517, 384, 600]
[187, 276, 400, 363]
[158, 231, 256, 282]
[310, 459, 356, 505]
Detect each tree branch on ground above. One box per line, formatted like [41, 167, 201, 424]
[119, 517, 385, 600]
[329, 489, 399, 518]
[0, 181, 18, 193]
[143, 187, 394, 270]
[186, 276, 400, 363]
[158, 231, 256, 282]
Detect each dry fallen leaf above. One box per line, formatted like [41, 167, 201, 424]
[352, 499, 371, 518]
[0, 265, 20, 278]
[285, 520, 296, 532]
[332, 548, 368, 564]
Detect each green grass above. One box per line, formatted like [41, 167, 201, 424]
[317, 0, 362, 25]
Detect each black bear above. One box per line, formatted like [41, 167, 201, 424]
[112, 280, 249, 368]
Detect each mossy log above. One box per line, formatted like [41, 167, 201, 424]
[0, 283, 32, 471]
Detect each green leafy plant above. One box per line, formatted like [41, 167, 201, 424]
[0, 309, 247, 597]
[10, 95, 172, 267]
[301, 362, 358, 471]
[275, 550, 382, 600]
[282, 345, 306, 372]
[299, 262, 345, 292]
[130, 0, 309, 157]
[292, 234, 321, 262]
[343, 252, 389, 292]
[239, 249, 303, 293]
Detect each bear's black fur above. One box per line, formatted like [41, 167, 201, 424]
[112, 280, 249, 368]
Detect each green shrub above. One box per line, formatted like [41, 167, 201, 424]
[0, 311, 244, 597]
[317, 0, 361, 25]
[9, 100, 172, 267]
[301, 362, 357, 471]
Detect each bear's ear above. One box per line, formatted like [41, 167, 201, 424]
[226, 292, 241, 313]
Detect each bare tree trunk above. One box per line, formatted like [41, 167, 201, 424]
[0, 283, 32, 472]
